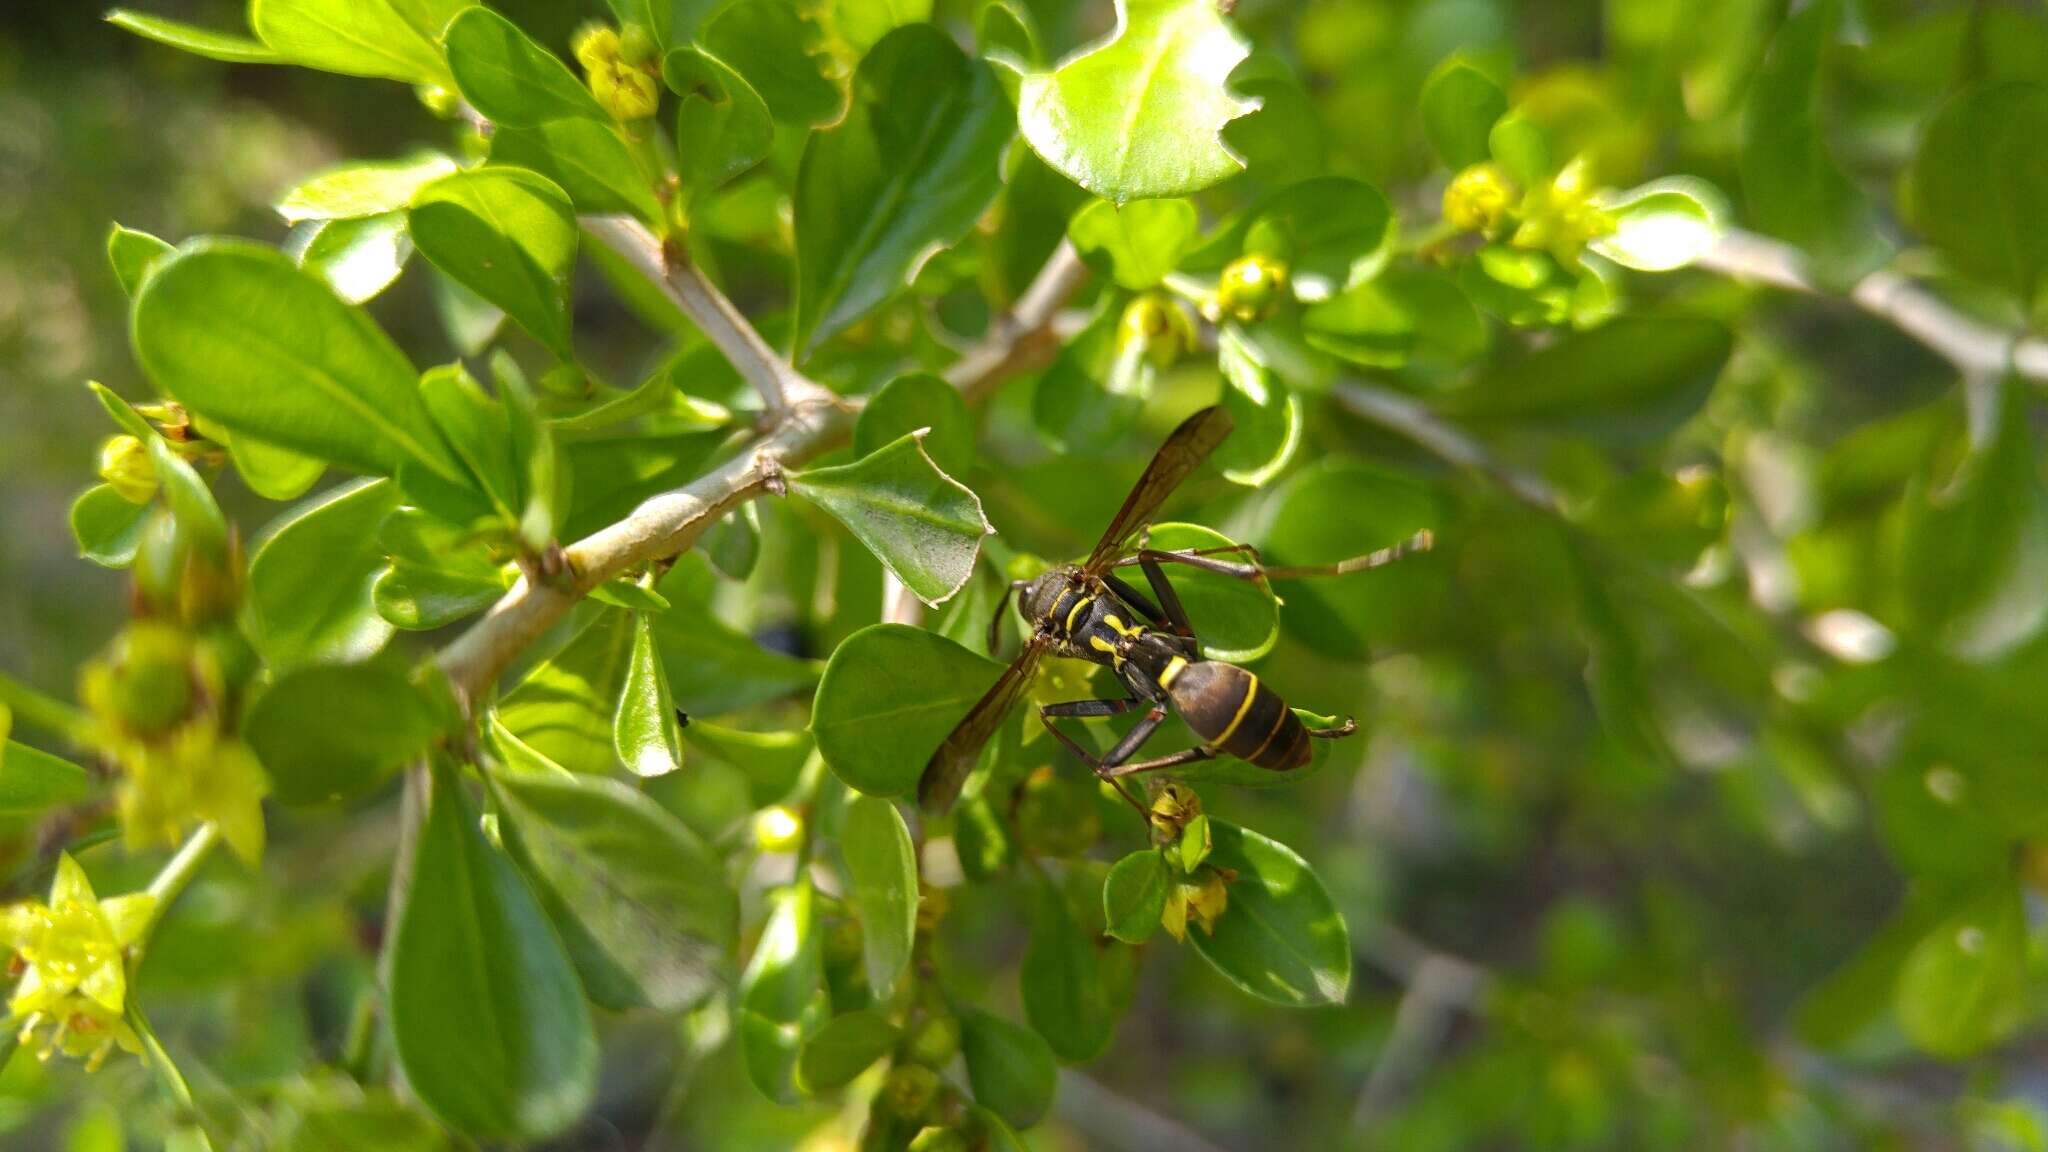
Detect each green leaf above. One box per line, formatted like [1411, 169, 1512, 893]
[146, 436, 227, 553]
[1739, 0, 1890, 287]
[247, 479, 399, 668]
[490, 118, 663, 223]
[1590, 177, 1727, 273]
[1022, 876, 1112, 1062]
[1301, 266, 1486, 368]
[250, 0, 459, 86]
[498, 608, 636, 775]
[961, 1009, 1057, 1128]
[811, 624, 1006, 798]
[1067, 197, 1199, 290]
[1102, 850, 1169, 944]
[795, 1009, 899, 1094]
[1261, 460, 1445, 659]
[1189, 821, 1350, 1007]
[701, 0, 842, 126]
[276, 154, 458, 224]
[1433, 315, 1732, 447]
[1420, 57, 1506, 168]
[789, 432, 993, 607]
[418, 362, 520, 524]
[664, 46, 774, 205]
[107, 9, 283, 63]
[107, 224, 174, 298]
[132, 241, 465, 484]
[1143, 522, 1278, 662]
[70, 486, 150, 568]
[840, 795, 918, 1000]
[853, 373, 975, 478]
[1032, 302, 1149, 454]
[1244, 177, 1392, 301]
[0, 715, 97, 816]
[1018, 0, 1255, 202]
[443, 6, 605, 128]
[739, 880, 828, 1104]
[375, 560, 509, 630]
[1215, 327, 1302, 490]
[682, 720, 813, 807]
[1894, 881, 2026, 1058]
[1487, 110, 1554, 189]
[828, 0, 932, 57]
[1220, 51, 1324, 185]
[490, 759, 737, 1012]
[792, 24, 1012, 354]
[409, 167, 579, 358]
[291, 213, 412, 305]
[243, 664, 443, 805]
[1910, 81, 2048, 305]
[391, 762, 597, 1142]
[614, 610, 686, 778]
[221, 429, 327, 502]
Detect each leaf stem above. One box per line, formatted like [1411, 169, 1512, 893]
[139, 822, 220, 942]
[0, 670, 94, 746]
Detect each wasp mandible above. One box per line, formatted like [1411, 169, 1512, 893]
[917, 406, 1433, 813]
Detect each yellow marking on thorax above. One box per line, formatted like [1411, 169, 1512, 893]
[1211, 672, 1261, 746]
[1064, 595, 1092, 633]
[1158, 656, 1189, 688]
[1086, 633, 1125, 668]
[1103, 612, 1139, 638]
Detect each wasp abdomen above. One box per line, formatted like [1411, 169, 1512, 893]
[1163, 660, 1309, 770]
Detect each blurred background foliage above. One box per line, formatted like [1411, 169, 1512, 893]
[4, 0, 2048, 1149]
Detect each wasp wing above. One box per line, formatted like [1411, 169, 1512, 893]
[917, 637, 1046, 814]
[1083, 405, 1235, 574]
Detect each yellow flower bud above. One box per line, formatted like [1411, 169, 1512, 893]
[881, 1063, 941, 1122]
[98, 436, 158, 504]
[1443, 162, 1516, 234]
[1118, 292, 1193, 370]
[1217, 254, 1288, 323]
[591, 62, 662, 121]
[904, 1012, 961, 1068]
[572, 24, 621, 72]
[1148, 782, 1201, 840]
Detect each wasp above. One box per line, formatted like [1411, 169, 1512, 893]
[917, 405, 1433, 813]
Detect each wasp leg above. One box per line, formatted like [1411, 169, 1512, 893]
[1101, 571, 1169, 627]
[1101, 744, 1219, 779]
[1131, 553, 1201, 642]
[1308, 717, 1360, 739]
[1123, 529, 1433, 585]
[1038, 700, 1164, 817]
[986, 579, 1031, 656]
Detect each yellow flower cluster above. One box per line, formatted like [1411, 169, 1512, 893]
[1, 855, 154, 1070]
[1443, 156, 1617, 266]
[80, 623, 267, 865]
[1149, 784, 1233, 942]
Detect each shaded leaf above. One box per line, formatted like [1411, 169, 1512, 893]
[792, 25, 1011, 353]
[1910, 81, 2048, 304]
[243, 664, 442, 805]
[738, 880, 827, 1103]
[853, 373, 975, 478]
[1102, 850, 1169, 944]
[1067, 197, 1199, 290]
[443, 6, 604, 128]
[497, 608, 636, 775]
[795, 1009, 899, 1094]
[391, 762, 597, 1142]
[1021, 876, 1112, 1062]
[840, 795, 917, 999]
[491, 758, 737, 1012]
[1420, 57, 1505, 168]
[812, 624, 1006, 798]
[247, 479, 399, 668]
[409, 167, 579, 357]
[961, 1009, 1056, 1128]
[664, 46, 774, 205]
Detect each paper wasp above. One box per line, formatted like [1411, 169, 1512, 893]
[917, 405, 1433, 813]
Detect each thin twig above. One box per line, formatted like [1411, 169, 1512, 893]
[946, 239, 1090, 402]
[1695, 228, 2048, 383]
[1333, 381, 1560, 511]
[581, 215, 807, 419]
[1055, 1070, 1238, 1152]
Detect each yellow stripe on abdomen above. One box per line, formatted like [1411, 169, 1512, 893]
[1158, 655, 1188, 688]
[1211, 672, 1261, 746]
